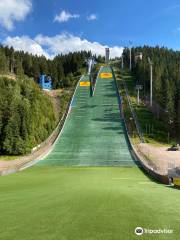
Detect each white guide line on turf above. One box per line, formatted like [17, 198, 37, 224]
[112, 178, 154, 184]
[20, 75, 84, 171]
[138, 182, 156, 184]
[112, 178, 134, 180]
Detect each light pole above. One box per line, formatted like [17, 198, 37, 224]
[136, 85, 143, 105]
[129, 117, 134, 137]
[129, 41, 132, 71]
[121, 55, 124, 69]
[129, 47, 132, 71]
[168, 119, 174, 144]
[148, 57, 153, 107]
[137, 88, 139, 104]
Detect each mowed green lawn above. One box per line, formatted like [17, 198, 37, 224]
[0, 166, 180, 240]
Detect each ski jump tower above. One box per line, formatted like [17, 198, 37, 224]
[105, 48, 110, 63]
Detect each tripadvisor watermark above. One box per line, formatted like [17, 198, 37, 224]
[135, 227, 173, 236]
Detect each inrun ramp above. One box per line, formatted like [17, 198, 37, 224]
[39, 66, 136, 166]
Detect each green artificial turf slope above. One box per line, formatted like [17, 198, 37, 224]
[39, 67, 135, 166]
[0, 166, 180, 240]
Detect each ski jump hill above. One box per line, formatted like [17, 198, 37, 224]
[38, 66, 137, 167]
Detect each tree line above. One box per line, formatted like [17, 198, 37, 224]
[123, 46, 180, 139]
[0, 45, 103, 155]
[0, 45, 94, 88]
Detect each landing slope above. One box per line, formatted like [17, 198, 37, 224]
[40, 66, 135, 166]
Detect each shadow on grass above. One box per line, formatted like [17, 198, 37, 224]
[102, 126, 124, 135]
[92, 112, 121, 123]
[103, 93, 117, 98]
[137, 165, 166, 186]
[79, 105, 97, 109]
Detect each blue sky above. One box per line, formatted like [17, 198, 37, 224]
[1, 0, 180, 58]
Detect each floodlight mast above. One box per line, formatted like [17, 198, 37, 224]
[130, 48, 132, 70]
[129, 41, 132, 71]
[137, 88, 140, 105]
[121, 55, 124, 69]
[148, 57, 153, 107]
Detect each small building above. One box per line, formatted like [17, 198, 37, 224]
[39, 75, 52, 90]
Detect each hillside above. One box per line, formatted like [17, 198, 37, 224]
[0, 75, 56, 155]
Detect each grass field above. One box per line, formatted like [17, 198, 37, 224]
[0, 166, 180, 240]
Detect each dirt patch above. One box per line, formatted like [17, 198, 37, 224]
[137, 143, 180, 174]
[0, 74, 16, 80]
[44, 89, 62, 122]
[44, 89, 73, 122]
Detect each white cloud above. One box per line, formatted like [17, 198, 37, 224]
[3, 33, 123, 59]
[0, 0, 32, 31]
[35, 33, 123, 58]
[54, 10, 80, 23]
[4, 36, 50, 58]
[87, 14, 97, 21]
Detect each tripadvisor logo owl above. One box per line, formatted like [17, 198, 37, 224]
[135, 227, 144, 236]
